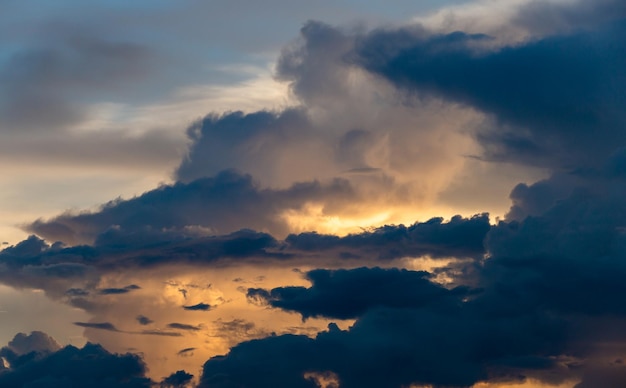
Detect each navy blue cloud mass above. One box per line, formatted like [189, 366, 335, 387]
[354, 21, 626, 169]
[1, 1, 626, 387]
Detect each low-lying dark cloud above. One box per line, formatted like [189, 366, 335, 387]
[0, 31, 153, 133]
[138, 330, 183, 338]
[247, 267, 469, 320]
[99, 284, 141, 295]
[160, 370, 194, 388]
[182, 303, 211, 311]
[285, 213, 490, 260]
[5, 331, 60, 356]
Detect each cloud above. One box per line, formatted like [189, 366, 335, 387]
[74, 322, 120, 332]
[202, 285, 568, 387]
[198, 157, 626, 387]
[182, 303, 211, 311]
[1, 2, 625, 386]
[0, 30, 154, 133]
[160, 370, 194, 388]
[176, 348, 196, 357]
[138, 330, 183, 338]
[0, 341, 152, 388]
[247, 267, 468, 320]
[136, 315, 153, 326]
[166, 323, 202, 332]
[355, 12, 626, 169]
[25, 170, 355, 245]
[6, 331, 60, 356]
[285, 213, 490, 260]
[99, 285, 141, 295]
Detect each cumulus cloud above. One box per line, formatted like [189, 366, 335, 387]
[247, 267, 468, 320]
[182, 303, 211, 311]
[5, 332, 60, 356]
[0, 340, 152, 388]
[285, 213, 490, 260]
[25, 170, 355, 245]
[1, 1, 625, 386]
[356, 11, 626, 169]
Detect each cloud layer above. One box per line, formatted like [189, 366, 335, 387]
[1, 1, 625, 387]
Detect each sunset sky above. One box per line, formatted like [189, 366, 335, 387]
[1, 0, 625, 387]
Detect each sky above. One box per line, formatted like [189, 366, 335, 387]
[0, 0, 625, 387]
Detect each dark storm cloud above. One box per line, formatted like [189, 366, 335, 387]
[0, 213, 489, 297]
[199, 157, 626, 387]
[354, 16, 626, 169]
[0, 31, 153, 132]
[136, 315, 153, 326]
[0, 342, 152, 388]
[285, 213, 490, 260]
[512, 0, 626, 35]
[247, 267, 468, 320]
[26, 169, 354, 245]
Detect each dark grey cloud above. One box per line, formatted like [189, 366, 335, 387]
[285, 213, 490, 260]
[198, 156, 626, 387]
[74, 321, 120, 332]
[354, 15, 626, 169]
[0, 31, 153, 133]
[166, 323, 202, 332]
[176, 348, 196, 356]
[575, 363, 626, 388]
[0, 213, 489, 300]
[136, 315, 153, 326]
[26, 169, 354, 245]
[176, 109, 311, 184]
[247, 267, 468, 320]
[0, 341, 152, 388]
[182, 303, 211, 311]
[160, 370, 194, 388]
[99, 284, 141, 295]
[138, 330, 183, 338]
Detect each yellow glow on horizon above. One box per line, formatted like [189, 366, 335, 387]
[280, 203, 392, 236]
[280, 201, 499, 239]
